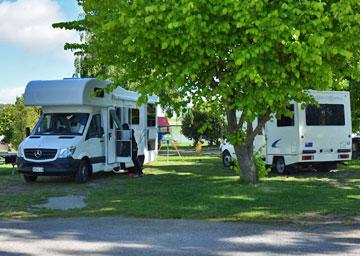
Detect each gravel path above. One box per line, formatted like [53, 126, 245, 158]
[0, 217, 359, 255]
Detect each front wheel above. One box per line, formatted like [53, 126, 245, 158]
[24, 175, 37, 183]
[273, 157, 286, 174]
[75, 160, 90, 183]
[222, 151, 233, 168]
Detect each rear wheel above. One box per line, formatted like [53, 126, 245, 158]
[222, 150, 233, 168]
[75, 160, 90, 183]
[24, 175, 37, 183]
[273, 157, 286, 174]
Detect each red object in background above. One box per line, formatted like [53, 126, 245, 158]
[158, 117, 170, 133]
[157, 117, 170, 127]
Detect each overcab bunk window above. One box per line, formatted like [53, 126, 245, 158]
[94, 87, 104, 98]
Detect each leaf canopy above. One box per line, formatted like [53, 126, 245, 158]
[55, 0, 359, 120]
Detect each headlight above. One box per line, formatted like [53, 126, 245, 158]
[58, 146, 76, 158]
[17, 145, 24, 158]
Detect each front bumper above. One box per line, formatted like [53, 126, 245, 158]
[17, 157, 80, 176]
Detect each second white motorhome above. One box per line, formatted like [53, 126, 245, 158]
[17, 78, 158, 183]
[221, 90, 353, 173]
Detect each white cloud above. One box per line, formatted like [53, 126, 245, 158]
[0, 0, 79, 52]
[0, 86, 25, 104]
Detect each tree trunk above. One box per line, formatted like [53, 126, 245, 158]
[234, 144, 258, 184]
[225, 107, 258, 184]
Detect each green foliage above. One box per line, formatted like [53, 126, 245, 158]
[231, 149, 270, 179]
[181, 110, 224, 145]
[0, 97, 41, 149]
[254, 149, 271, 178]
[54, 0, 360, 183]
[0, 105, 15, 144]
[231, 159, 241, 176]
[349, 79, 360, 133]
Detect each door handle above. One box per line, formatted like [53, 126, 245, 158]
[108, 132, 112, 140]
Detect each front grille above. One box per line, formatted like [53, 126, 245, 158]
[24, 148, 57, 160]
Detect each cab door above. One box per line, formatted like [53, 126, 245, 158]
[81, 113, 105, 172]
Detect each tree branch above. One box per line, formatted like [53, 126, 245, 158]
[237, 110, 246, 129]
[226, 107, 237, 134]
[246, 110, 271, 146]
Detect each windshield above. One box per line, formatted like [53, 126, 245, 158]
[33, 113, 89, 135]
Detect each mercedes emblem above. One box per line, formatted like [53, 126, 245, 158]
[34, 150, 42, 158]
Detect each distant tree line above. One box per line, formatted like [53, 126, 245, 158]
[0, 97, 40, 150]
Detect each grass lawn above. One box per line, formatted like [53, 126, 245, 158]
[0, 155, 359, 224]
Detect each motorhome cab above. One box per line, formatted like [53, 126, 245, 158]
[17, 78, 158, 183]
[221, 90, 352, 174]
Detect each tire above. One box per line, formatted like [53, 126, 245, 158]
[75, 160, 90, 183]
[24, 175, 37, 183]
[222, 150, 233, 168]
[273, 157, 286, 174]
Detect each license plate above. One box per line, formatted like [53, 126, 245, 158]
[32, 167, 44, 173]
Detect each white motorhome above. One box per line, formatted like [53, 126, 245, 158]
[221, 90, 352, 173]
[17, 78, 158, 183]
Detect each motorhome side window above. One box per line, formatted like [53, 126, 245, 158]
[306, 104, 345, 126]
[277, 105, 295, 127]
[128, 108, 140, 125]
[87, 114, 103, 139]
[147, 104, 156, 127]
[34, 113, 89, 135]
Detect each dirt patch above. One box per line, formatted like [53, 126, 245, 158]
[31, 195, 87, 210]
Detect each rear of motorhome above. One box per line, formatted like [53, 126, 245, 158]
[221, 90, 352, 173]
[17, 78, 158, 183]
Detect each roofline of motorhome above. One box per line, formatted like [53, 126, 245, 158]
[24, 78, 158, 107]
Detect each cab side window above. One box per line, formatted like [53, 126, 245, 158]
[86, 114, 103, 140]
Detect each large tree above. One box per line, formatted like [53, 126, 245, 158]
[54, 0, 359, 183]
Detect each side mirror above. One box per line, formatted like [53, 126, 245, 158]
[25, 127, 31, 137]
[100, 127, 105, 137]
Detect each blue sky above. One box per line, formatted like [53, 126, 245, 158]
[0, 0, 81, 103]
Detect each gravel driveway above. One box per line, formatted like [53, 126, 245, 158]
[0, 217, 359, 256]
